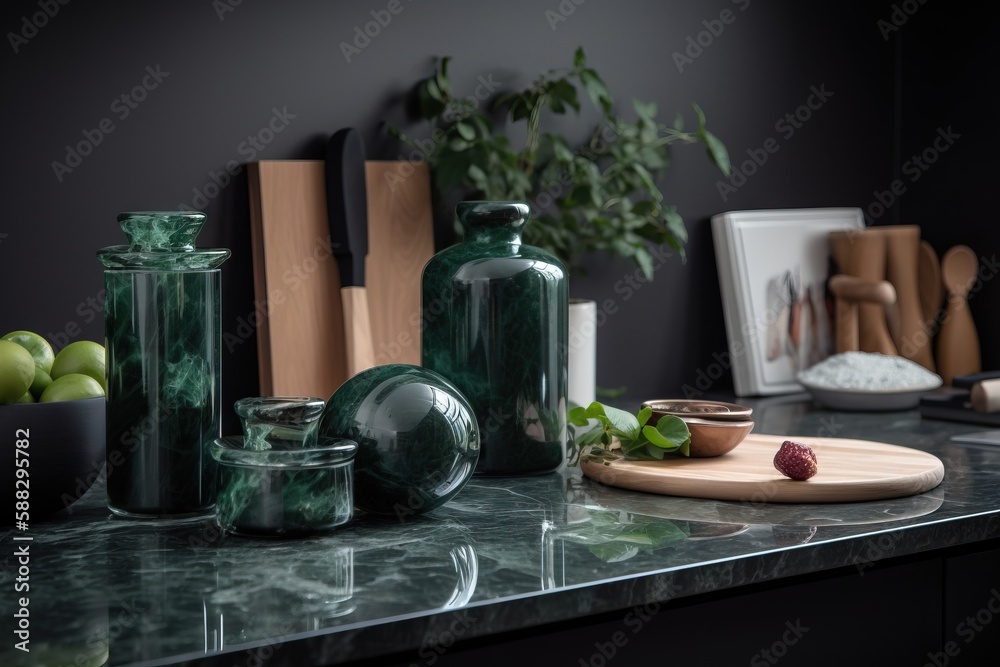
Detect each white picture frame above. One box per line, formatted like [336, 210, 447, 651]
[711, 208, 865, 396]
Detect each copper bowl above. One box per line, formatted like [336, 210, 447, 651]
[642, 399, 754, 458]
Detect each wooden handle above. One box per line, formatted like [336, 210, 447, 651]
[828, 274, 896, 305]
[342, 286, 376, 377]
[834, 297, 859, 353]
[971, 379, 1000, 413]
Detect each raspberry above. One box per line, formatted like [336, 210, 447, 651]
[773, 440, 818, 481]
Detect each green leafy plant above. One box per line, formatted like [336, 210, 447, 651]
[568, 401, 691, 465]
[388, 48, 731, 279]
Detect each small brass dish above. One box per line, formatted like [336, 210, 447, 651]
[677, 417, 755, 457]
[642, 399, 755, 457]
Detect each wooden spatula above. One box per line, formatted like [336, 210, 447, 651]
[937, 245, 980, 385]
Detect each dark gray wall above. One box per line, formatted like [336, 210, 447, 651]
[5, 0, 982, 426]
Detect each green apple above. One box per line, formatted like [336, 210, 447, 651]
[39, 373, 104, 403]
[0, 339, 36, 404]
[2, 330, 56, 375]
[16, 391, 35, 403]
[29, 368, 53, 399]
[51, 340, 106, 391]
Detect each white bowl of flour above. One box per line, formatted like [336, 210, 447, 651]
[797, 352, 943, 411]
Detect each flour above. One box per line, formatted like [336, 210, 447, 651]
[798, 352, 941, 391]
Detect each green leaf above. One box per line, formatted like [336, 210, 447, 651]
[584, 401, 640, 440]
[635, 247, 655, 281]
[456, 122, 476, 141]
[702, 129, 731, 176]
[448, 137, 469, 151]
[417, 79, 446, 118]
[654, 415, 691, 449]
[636, 406, 652, 428]
[633, 98, 658, 122]
[551, 78, 580, 113]
[663, 207, 687, 244]
[568, 405, 592, 427]
[693, 102, 707, 129]
[573, 46, 586, 69]
[579, 68, 612, 113]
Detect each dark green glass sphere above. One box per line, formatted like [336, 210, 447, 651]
[318, 364, 480, 517]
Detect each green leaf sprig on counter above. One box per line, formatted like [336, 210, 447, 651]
[568, 401, 691, 465]
[387, 48, 731, 280]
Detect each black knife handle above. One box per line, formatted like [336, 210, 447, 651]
[325, 128, 368, 287]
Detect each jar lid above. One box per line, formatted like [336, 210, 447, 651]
[97, 211, 231, 270]
[235, 396, 325, 450]
[211, 436, 358, 468]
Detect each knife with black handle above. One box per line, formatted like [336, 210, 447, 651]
[326, 127, 375, 377]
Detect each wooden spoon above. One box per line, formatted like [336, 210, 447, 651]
[936, 245, 981, 385]
[918, 241, 944, 327]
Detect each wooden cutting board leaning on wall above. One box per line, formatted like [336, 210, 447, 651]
[247, 160, 435, 399]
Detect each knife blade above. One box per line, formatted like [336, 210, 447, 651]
[326, 128, 375, 377]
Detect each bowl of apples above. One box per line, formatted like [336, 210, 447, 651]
[0, 331, 106, 520]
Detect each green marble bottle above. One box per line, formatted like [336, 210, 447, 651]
[97, 212, 230, 518]
[422, 201, 568, 475]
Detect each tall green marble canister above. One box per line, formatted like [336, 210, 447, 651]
[421, 201, 568, 475]
[97, 212, 230, 518]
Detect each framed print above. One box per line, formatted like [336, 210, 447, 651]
[711, 208, 865, 396]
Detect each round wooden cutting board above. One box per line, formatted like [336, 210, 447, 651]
[580, 434, 945, 503]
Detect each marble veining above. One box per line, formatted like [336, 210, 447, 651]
[2, 399, 1000, 665]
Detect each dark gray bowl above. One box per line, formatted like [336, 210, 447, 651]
[0, 397, 105, 520]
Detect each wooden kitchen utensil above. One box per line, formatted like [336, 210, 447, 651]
[248, 160, 436, 397]
[877, 225, 935, 370]
[828, 229, 897, 355]
[937, 245, 981, 385]
[580, 433, 944, 503]
[918, 240, 944, 330]
[827, 274, 896, 354]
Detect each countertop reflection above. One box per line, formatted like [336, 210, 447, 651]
[3, 396, 1000, 666]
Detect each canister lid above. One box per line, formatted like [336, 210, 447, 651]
[97, 211, 231, 270]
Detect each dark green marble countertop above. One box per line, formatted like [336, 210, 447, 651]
[4, 394, 1000, 666]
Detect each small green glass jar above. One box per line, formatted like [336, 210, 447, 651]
[97, 212, 230, 518]
[421, 201, 568, 475]
[212, 397, 357, 537]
